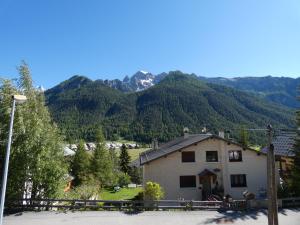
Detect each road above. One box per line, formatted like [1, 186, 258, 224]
[4, 209, 300, 225]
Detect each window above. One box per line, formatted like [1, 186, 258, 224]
[182, 151, 195, 162]
[206, 151, 218, 162]
[230, 174, 247, 187]
[229, 150, 242, 162]
[180, 176, 196, 188]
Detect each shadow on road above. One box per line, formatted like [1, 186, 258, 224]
[203, 208, 300, 224]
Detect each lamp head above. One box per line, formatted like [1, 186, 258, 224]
[12, 95, 27, 104]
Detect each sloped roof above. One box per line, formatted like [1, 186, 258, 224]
[64, 146, 75, 156]
[261, 131, 296, 157]
[140, 134, 260, 165]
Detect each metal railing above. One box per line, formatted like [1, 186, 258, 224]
[6, 198, 248, 211]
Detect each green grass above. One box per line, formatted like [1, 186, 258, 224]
[100, 187, 143, 200]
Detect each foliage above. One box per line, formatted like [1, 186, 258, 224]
[239, 125, 249, 147]
[0, 62, 67, 200]
[119, 144, 131, 174]
[45, 72, 294, 145]
[129, 166, 143, 184]
[91, 128, 116, 187]
[117, 172, 131, 187]
[65, 180, 101, 200]
[144, 181, 164, 200]
[71, 140, 91, 186]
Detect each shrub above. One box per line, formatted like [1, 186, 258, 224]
[66, 180, 101, 200]
[118, 172, 131, 187]
[144, 181, 164, 200]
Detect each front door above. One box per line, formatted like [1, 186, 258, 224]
[201, 176, 212, 200]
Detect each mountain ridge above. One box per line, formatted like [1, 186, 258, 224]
[52, 71, 299, 108]
[45, 71, 295, 144]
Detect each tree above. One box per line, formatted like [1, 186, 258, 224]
[129, 166, 142, 184]
[291, 111, 300, 196]
[119, 144, 131, 174]
[91, 128, 116, 187]
[0, 62, 67, 200]
[71, 140, 91, 186]
[144, 181, 164, 200]
[239, 125, 249, 148]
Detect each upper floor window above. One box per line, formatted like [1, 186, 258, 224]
[230, 174, 247, 187]
[206, 151, 218, 162]
[180, 175, 196, 188]
[229, 150, 242, 162]
[182, 151, 195, 162]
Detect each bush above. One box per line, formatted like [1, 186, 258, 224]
[144, 181, 164, 200]
[118, 172, 131, 187]
[66, 181, 101, 200]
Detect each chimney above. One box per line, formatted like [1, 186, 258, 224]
[218, 130, 225, 138]
[152, 138, 158, 150]
[183, 127, 189, 139]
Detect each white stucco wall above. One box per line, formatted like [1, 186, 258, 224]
[143, 138, 269, 200]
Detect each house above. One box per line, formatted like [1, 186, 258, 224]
[64, 146, 75, 156]
[140, 132, 274, 200]
[261, 131, 295, 180]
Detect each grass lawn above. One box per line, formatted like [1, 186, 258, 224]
[100, 187, 143, 200]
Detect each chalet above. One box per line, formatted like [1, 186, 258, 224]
[140, 131, 275, 200]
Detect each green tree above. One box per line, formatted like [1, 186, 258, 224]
[119, 144, 131, 174]
[117, 172, 131, 187]
[129, 166, 142, 184]
[239, 125, 249, 148]
[0, 62, 67, 200]
[91, 128, 116, 187]
[71, 140, 91, 186]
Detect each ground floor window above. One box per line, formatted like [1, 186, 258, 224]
[180, 175, 196, 188]
[230, 174, 247, 187]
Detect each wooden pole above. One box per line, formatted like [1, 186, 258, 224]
[270, 143, 279, 225]
[267, 125, 274, 225]
[267, 125, 279, 225]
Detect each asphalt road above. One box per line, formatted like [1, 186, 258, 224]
[4, 209, 300, 225]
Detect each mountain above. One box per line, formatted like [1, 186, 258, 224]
[86, 71, 300, 109]
[198, 76, 300, 109]
[45, 71, 295, 144]
[96, 71, 157, 92]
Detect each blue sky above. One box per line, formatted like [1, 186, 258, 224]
[1, 0, 300, 88]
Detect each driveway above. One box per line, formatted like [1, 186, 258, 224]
[4, 209, 300, 225]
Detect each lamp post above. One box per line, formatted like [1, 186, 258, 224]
[0, 95, 27, 225]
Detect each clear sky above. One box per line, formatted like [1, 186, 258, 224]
[1, 0, 300, 88]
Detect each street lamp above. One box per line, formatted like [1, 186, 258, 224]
[0, 94, 27, 225]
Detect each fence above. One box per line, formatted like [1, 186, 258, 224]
[7, 198, 247, 211]
[281, 197, 300, 208]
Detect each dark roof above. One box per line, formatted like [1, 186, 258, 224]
[261, 131, 296, 157]
[140, 134, 260, 165]
[129, 159, 141, 168]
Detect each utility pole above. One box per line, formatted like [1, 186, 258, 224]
[0, 95, 27, 225]
[267, 124, 279, 225]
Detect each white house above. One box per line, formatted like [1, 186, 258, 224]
[140, 133, 274, 200]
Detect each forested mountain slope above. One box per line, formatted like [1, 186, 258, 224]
[45, 72, 295, 144]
